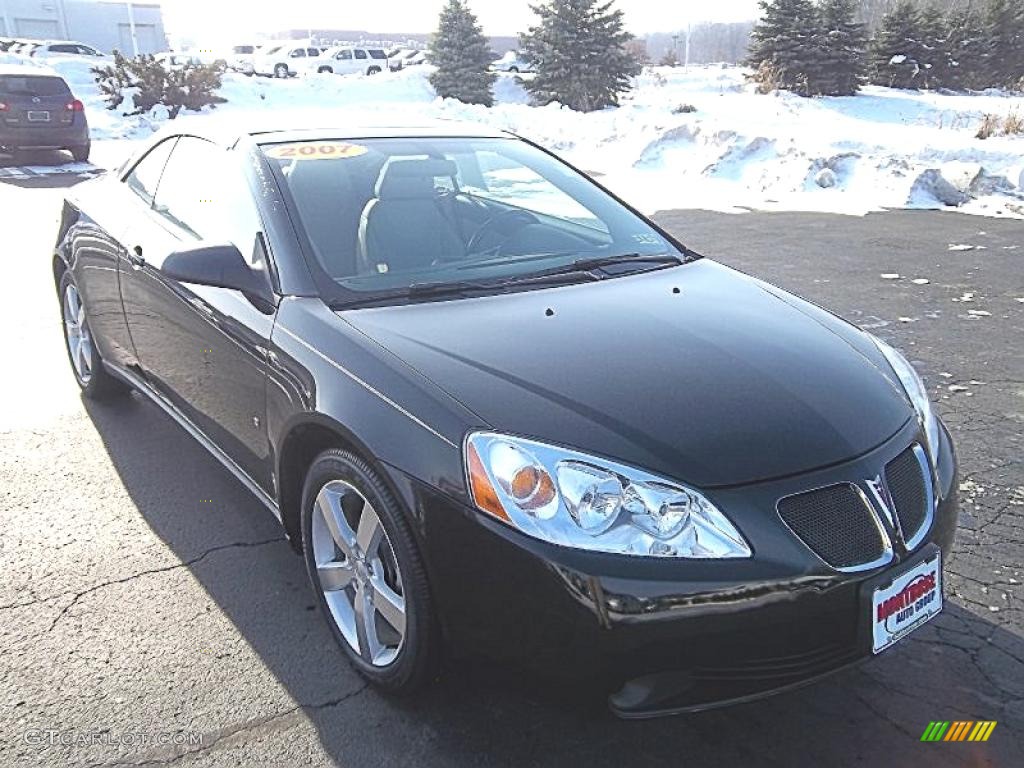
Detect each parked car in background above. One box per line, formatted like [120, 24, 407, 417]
[316, 47, 389, 76]
[30, 40, 108, 60]
[492, 50, 530, 73]
[253, 44, 322, 78]
[11, 41, 41, 57]
[0, 38, 17, 52]
[384, 48, 404, 72]
[0, 63, 89, 161]
[401, 49, 427, 66]
[155, 52, 208, 70]
[229, 44, 257, 75]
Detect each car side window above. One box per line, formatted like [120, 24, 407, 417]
[307, 48, 320, 57]
[337, 50, 352, 60]
[290, 48, 305, 58]
[354, 49, 367, 60]
[151, 137, 266, 265]
[124, 138, 177, 205]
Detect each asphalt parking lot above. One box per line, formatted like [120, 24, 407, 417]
[1, 160, 1021, 767]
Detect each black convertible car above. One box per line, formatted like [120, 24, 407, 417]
[54, 125, 958, 716]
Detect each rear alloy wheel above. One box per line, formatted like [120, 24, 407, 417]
[274, 63, 289, 78]
[59, 271, 128, 399]
[318, 66, 333, 74]
[301, 449, 437, 692]
[367, 66, 381, 75]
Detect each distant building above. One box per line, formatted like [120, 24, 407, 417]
[0, 0, 167, 54]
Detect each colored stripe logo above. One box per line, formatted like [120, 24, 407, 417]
[921, 721, 997, 742]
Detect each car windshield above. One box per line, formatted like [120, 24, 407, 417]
[368, 49, 387, 59]
[0, 75, 70, 96]
[262, 136, 686, 305]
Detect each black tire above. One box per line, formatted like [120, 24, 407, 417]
[301, 449, 438, 693]
[317, 66, 332, 74]
[508, 66, 519, 73]
[367, 66, 381, 75]
[274, 63, 289, 78]
[58, 270, 129, 400]
[70, 144, 90, 162]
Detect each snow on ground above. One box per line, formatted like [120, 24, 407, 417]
[24, 56, 1024, 217]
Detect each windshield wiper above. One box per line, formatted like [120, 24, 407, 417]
[405, 280, 496, 299]
[331, 270, 603, 309]
[329, 254, 680, 309]
[570, 253, 683, 271]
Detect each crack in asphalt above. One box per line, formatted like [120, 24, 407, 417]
[83, 683, 370, 768]
[43, 537, 286, 634]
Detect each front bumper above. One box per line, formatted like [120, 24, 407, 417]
[388, 418, 958, 716]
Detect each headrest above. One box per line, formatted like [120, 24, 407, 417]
[375, 158, 457, 199]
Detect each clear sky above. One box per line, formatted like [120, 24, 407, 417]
[159, 0, 762, 43]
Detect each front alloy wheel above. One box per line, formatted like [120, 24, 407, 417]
[301, 449, 437, 692]
[312, 479, 407, 666]
[59, 271, 127, 399]
[63, 281, 93, 386]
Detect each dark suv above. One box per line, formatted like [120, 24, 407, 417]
[0, 65, 89, 161]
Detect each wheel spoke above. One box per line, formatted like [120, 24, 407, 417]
[68, 336, 81, 375]
[318, 561, 354, 592]
[316, 488, 356, 557]
[78, 336, 93, 375]
[354, 582, 382, 661]
[355, 500, 383, 554]
[370, 575, 406, 635]
[65, 287, 79, 322]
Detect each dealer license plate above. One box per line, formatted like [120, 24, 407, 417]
[872, 551, 942, 653]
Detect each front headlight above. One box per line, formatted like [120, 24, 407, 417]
[870, 336, 940, 466]
[465, 432, 751, 558]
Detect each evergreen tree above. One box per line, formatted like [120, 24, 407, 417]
[943, 5, 987, 90]
[868, 0, 924, 88]
[520, 0, 640, 112]
[917, 4, 950, 89]
[93, 50, 131, 110]
[981, 0, 1024, 88]
[428, 0, 496, 106]
[746, 0, 821, 96]
[816, 0, 867, 95]
[92, 53, 224, 117]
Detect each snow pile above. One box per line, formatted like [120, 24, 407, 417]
[40, 58, 1024, 217]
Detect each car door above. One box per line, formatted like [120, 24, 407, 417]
[73, 136, 176, 371]
[118, 136, 277, 491]
[333, 48, 356, 74]
[353, 48, 369, 74]
[287, 46, 306, 74]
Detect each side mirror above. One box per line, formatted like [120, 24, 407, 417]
[161, 243, 275, 311]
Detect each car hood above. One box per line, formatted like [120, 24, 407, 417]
[342, 260, 912, 488]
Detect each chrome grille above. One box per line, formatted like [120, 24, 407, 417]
[778, 484, 887, 570]
[885, 445, 930, 546]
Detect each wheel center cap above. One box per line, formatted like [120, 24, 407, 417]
[354, 559, 369, 583]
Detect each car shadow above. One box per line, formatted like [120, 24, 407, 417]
[82, 394, 1021, 766]
[0, 148, 99, 189]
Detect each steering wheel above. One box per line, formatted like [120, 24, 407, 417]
[466, 209, 540, 257]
